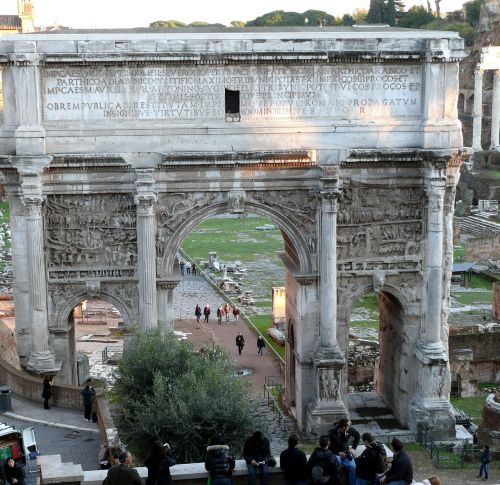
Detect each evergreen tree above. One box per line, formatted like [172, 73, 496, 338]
[385, 0, 396, 26]
[366, 0, 384, 23]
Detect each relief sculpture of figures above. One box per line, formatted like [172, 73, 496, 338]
[45, 195, 137, 276]
[229, 192, 244, 213]
[319, 369, 340, 402]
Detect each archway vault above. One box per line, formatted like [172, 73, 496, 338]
[157, 195, 317, 278]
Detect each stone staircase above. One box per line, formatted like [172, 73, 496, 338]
[459, 215, 500, 237]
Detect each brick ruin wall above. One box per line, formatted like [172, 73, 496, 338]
[465, 233, 500, 261]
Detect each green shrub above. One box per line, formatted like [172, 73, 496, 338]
[112, 330, 258, 462]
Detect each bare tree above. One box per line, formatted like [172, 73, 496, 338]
[435, 0, 442, 17]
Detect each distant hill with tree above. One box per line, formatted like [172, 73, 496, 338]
[148, 0, 483, 45]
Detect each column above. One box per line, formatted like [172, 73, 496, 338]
[422, 176, 447, 348]
[135, 194, 158, 331]
[472, 69, 484, 151]
[491, 70, 500, 151]
[24, 196, 60, 373]
[157, 282, 176, 333]
[306, 171, 347, 435]
[318, 190, 341, 351]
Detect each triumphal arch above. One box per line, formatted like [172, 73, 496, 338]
[0, 27, 467, 436]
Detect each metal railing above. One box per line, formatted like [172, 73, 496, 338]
[419, 430, 499, 469]
[101, 346, 123, 365]
[179, 249, 286, 378]
[263, 376, 290, 433]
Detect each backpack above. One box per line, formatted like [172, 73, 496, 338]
[373, 442, 387, 474]
[311, 465, 330, 485]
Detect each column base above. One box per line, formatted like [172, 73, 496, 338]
[415, 340, 448, 365]
[306, 400, 349, 435]
[26, 350, 62, 375]
[410, 398, 456, 441]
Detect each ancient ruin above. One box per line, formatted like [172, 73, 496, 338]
[0, 27, 468, 436]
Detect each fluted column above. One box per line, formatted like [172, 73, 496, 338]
[472, 69, 484, 151]
[491, 70, 500, 151]
[24, 196, 59, 373]
[319, 190, 341, 350]
[135, 194, 158, 331]
[423, 176, 447, 346]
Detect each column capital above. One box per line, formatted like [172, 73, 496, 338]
[134, 194, 157, 215]
[319, 189, 341, 213]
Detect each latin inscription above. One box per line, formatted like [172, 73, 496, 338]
[41, 64, 422, 123]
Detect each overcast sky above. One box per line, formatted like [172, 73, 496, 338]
[4, 0, 468, 28]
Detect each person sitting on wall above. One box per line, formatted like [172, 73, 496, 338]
[103, 451, 143, 485]
[243, 430, 274, 485]
[4, 458, 26, 485]
[379, 438, 413, 485]
[205, 435, 235, 485]
[328, 418, 359, 485]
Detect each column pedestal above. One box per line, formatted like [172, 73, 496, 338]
[157, 280, 179, 333]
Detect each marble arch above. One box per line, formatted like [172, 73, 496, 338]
[0, 27, 469, 438]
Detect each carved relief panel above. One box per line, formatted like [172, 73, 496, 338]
[45, 194, 137, 280]
[337, 183, 424, 274]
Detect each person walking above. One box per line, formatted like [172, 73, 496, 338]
[280, 433, 308, 485]
[217, 305, 224, 325]
[306, 435, 341, 485]
[236, 333, 245, 355]
[185, 261, 191, 275]
[4, 458, 26, 485]
[354, 432, 380, 485]
[257, 335, 266, 356]
[144, 441, 176, 485]
[41, 375, 53, 410]
[224, 303, 231, 323]
[477, 445, 491, 481]
[204, 304, 211, 323]
[195, 304, 202, 323]
[232, 305, 240, 323]
[379, 438, 413, 485]
[243, 430, 274, 485]
[179, 260, 185, 276]
[192, 262, 197, 276]
[103, 451, 143, 485]
[205, 435, 235, 485]
[80, 382, 96, 422]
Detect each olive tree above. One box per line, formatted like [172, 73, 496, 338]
[111, 330, 258, 463]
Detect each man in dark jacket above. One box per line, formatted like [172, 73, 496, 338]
[205, 435, 235, 485]
[354, 432, 380, 485]
[103, 451, 143, 485]
[280, 433, 307, 485]
[307, 435, 341, 485]
[243, 430, 273, 485]
[328, 419, 359, 485]
[380, 438, 413, 485]
[80, 383, 96, 422]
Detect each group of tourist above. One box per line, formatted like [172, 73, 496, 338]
[101, 424, 444, 485]
[195, 302, 241, 325]
[179, 260, 197, 276]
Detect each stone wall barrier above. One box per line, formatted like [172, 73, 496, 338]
[0, 356, 82, 409]
[39, 454, 286, 485]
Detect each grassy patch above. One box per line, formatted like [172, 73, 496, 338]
[469, 274, 494, 290]
[452, 291, 492, 305]
[451, 396, 486, 424]
[181, 216, 284, 263]
[453, 245, 465, 261]
[353, 293, 378, 312]
[247, 314, 285, 359]
[351, 320, 379, 329]
[477, 382, 498, 390]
